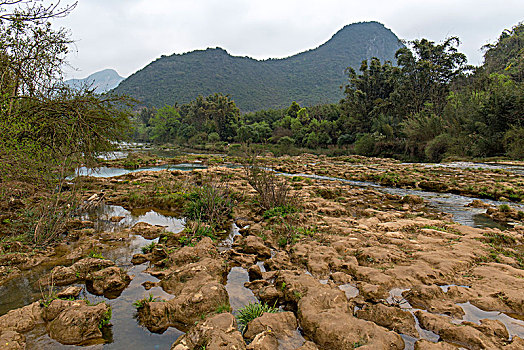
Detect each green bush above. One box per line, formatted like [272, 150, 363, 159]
[353, 134, 376, 156]
[236, 302, 279, 334]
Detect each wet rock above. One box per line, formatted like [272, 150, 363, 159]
[131, 222, 165, 239]
[246, 331, 278, 350]
[467, 199, 491, 209]
[57, 286, 82, 299]
[415, 310, 508, 349]
[0, 330, 25, 350]
[357, 282, 388, 302]
[0, 302, 43, 333]
[275, 271, 403, 349]
[236, 235, 271, 258]
[248, 264, 263, 281]
[227, 249, 257, 267]
[290, 242, 344, 277]
[44, 299, 110, 345]
[171, 313, 245, 350]
[356, 303, 418, 338]
[142, 281, 158, 290]
[139, 281, 229, 332]
[110, 216, 125, 222]
[41, 258, 114, 286]
[165, 237, 218, 269]
[86, 266, 132, 298]
[0, 266, 21, 285]
[131, 253, 148, 265]
[298, 291, 404, 350]
[160, 258, 227, 295]
[402, 195, 424, 205]
[403, 285, 465, 318]
[264, 252, 295, 271]
[297, 341, 319, 350]
[257, 285, 283, 306]
[66, 219, 95, 230]
[330, 271, 352, 284]
[244, 311, 298, 341]
[505, 337, 524, 349]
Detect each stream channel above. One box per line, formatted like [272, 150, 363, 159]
[1, 162, 523, 349]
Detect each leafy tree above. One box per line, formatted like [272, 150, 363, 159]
[394, 37, 470, 115]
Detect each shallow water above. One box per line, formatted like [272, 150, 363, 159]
[454, 302, 524, 340]
[338, 283, 359, 299]
[226, 267, 258, 313]
[2, 205, 187, 348]
[76, 163, 207, 178]
[277, 170, 523, 229]
[79, 162, 522, 229]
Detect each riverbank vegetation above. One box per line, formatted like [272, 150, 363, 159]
[0, 1, 133, 244]
[133, 23, 523, 162]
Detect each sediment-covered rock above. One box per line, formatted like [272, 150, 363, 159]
[40, 258, 114, 286]
[356, 303, 418, 337]
[171, 313, 245, 350]
[86, 266, 132, 298]
[43, 299, 110, 345]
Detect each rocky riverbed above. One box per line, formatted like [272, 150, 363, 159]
[1, 156, 523, 349]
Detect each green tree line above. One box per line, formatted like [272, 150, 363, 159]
[134, 23, 524, 161]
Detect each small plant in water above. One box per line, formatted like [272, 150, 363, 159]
[141, 242, 156, 254]
[498, 204, 511, 212]
[87, 249, 105, 259]
[236, 302, 279, 334]
[99, 306, 112, 329]
[133, 293, 162, 309]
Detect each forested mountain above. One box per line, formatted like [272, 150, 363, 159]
[113, 21, 403, 111]
[66, 69, 125, 94]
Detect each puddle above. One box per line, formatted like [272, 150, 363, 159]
[277, 330, 307, 350]
[386, 288, 440, 345]
[218, 224, 241, 253]
[438, 285, 470, 293]
[454, 302, 524, 339]
[226, 267, 258, 312]
[338, 284, 359, 299]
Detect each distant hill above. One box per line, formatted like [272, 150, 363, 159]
[113, 21, 403, 111]
[66, 69, 125, 94]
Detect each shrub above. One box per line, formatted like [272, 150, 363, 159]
[244, 163, 293, 210]
[236, 302, 279, 334]
[184, 183, 233, 228]
[353, 133, 376, 156]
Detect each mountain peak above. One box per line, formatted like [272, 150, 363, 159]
[66, 69, 125, 94]
[113, 21, 403, 111]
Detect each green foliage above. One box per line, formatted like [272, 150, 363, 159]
[127, 23, 523, 162]
[99, 306, 112, 329]
[114, 22, 402, 112]
[263, 205, 299, 219]
[87, 249, 106, 259]
[184, 183, 233, 228]
[133, 294, 162, 309]
[141, 242, 156, 254]
[236, 302, 279, 334]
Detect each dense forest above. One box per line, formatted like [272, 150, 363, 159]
[133, 23, 524, 162]
[114, 21, 402, 111]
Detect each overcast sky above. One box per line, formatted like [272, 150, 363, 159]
[56, 0, 524, 79]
